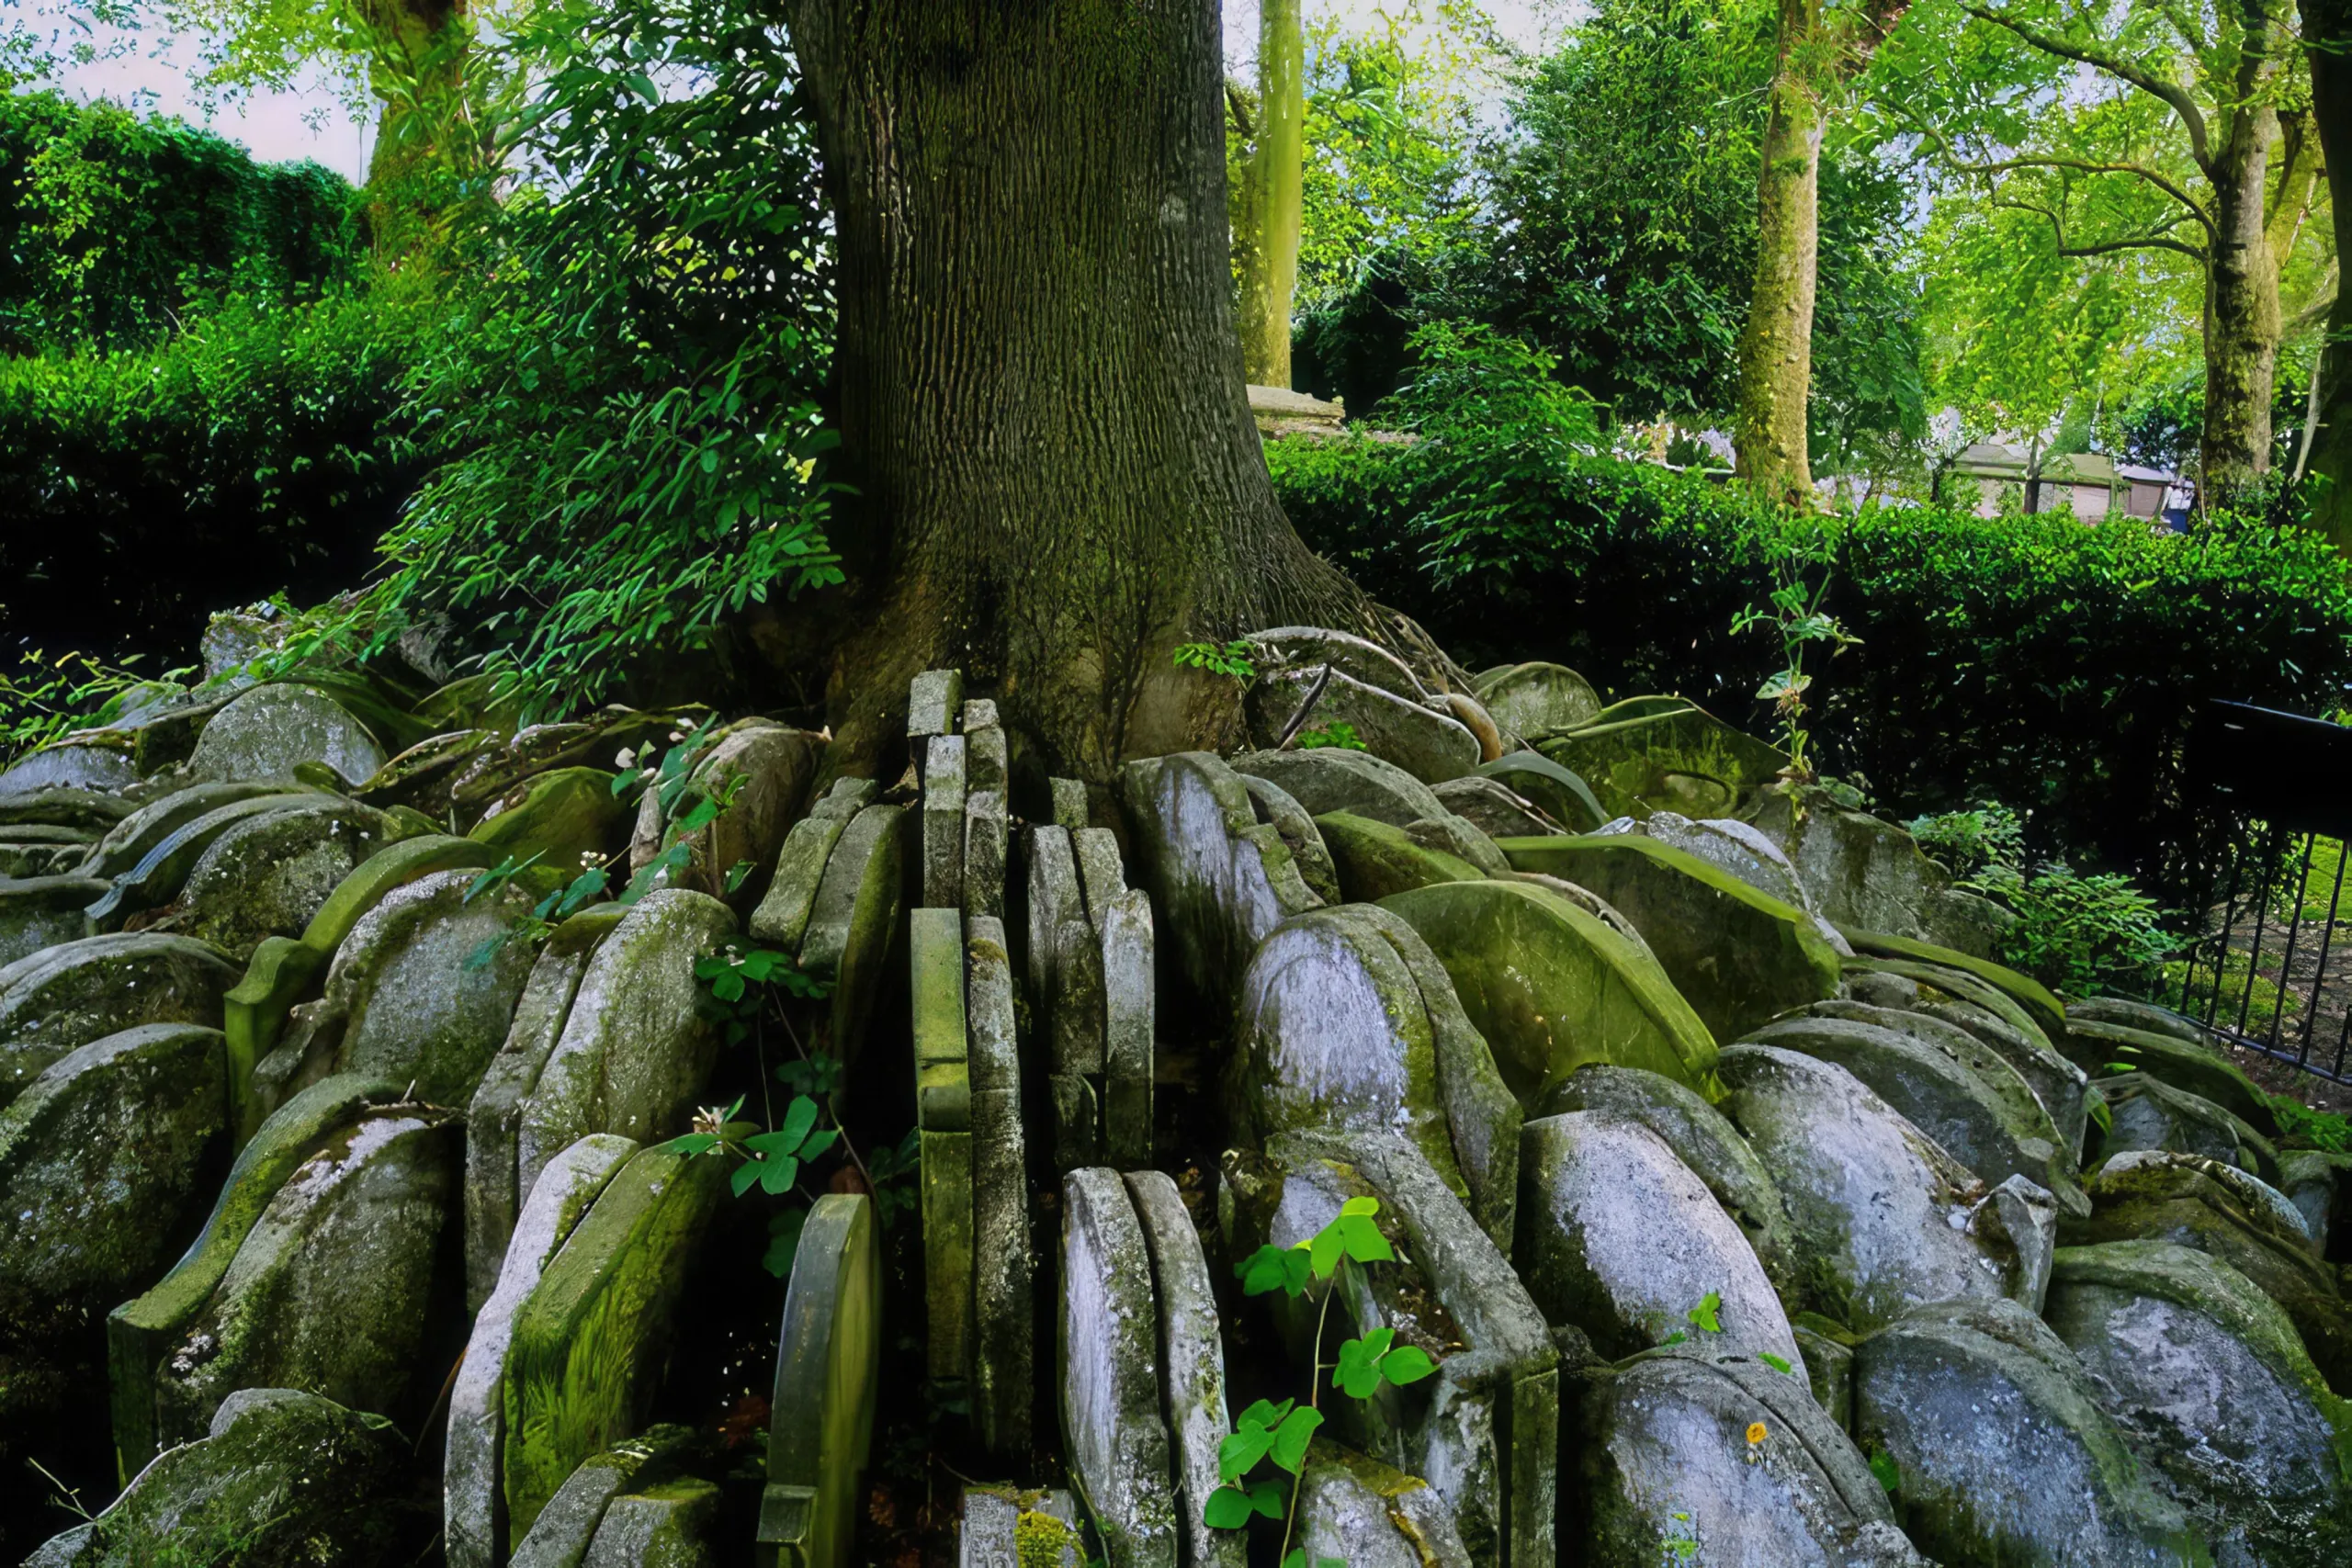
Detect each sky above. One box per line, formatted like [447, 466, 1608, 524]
[33, 1, 1567, 184]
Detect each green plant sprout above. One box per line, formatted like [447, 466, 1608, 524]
[1173, 639, 1259, 687]
[1205, 1197, 1437, 1568]
[1294, 722, 1367, 751]
[1730, 554, 1858, 782]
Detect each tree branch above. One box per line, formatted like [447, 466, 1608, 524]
[1960, 154, 2215, 235]
[1962, 5, 2213, 174]
[1997, 197, 2209, 261]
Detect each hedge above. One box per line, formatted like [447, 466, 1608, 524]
[1268, 434, 2352, 882]
[0, 290, 426, 662]
[0, 91, 367, 353]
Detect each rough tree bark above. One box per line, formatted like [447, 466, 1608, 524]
[1237, 0, 1305, 388]
[781, 0, 1380, 780]
[2199, 19, 2287, 499]
[1733, 0, 1906, 505]
[2301, 0, 2352, 549]
[357, 0, 477, 251]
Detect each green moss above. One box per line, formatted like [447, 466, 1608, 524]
[1015, 1508, 1080, 1568]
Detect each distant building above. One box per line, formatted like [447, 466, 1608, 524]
[1947, 443, 2183, 524]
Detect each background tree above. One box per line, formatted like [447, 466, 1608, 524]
[153, 0, 498, 248]
[1234, 0, 1304, 387]
[2301, 0, 2352, 547]
[1898, 0, 2310, 503]
[782, 0, 1383, 777]
[1733, 0, 1911, 503]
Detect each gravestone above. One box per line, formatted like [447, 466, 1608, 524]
[187, 683, 386, 785]
[967, 916, 1033, 1458]
[757, 1194, 881, 1568]
[1060, 1168, 1178, 1568]
[503, 1140, 729, 1546]
[1126, 1171, 1245, 1568]
[447, 1133, 638, 1568]
[0, 933, 240, 1107]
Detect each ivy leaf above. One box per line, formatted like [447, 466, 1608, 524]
[757, 1154, 800, 1194]
[778, 1094, 820, 1149]
[730, 1159, 763, 1198]
[1202, 1485, 1259, 1530]
[658, 1132, 720, 1157]
[1238, 1244, 1310, 1298]
[1269, 1405, 1322, 1474]
[1247, 1481, 1284, 1520]
[1868, 1450, 1902, 1493]
[1758, 1351, 1794, 1376]
[1687, 1291, 1722, 1335]
[1379, 1344, 1436, 1386]
[1333, 1328, 1396, 1398]
[799, 1127, 839, 1162]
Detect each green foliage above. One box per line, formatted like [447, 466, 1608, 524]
[1384, 321, 1601, 448]
[0, 288, 425, 663]
[1973, 860, 2178, 998]
[1265, 434, 2352, 879]
[375, 0, 840, 716]
[1868, 1449, 1902, 1494]
[1294, 723, 1366, 752]
[2270, 1096, 2352, 1156]
[1211, 1198, 1422, 1566]
[1729, 550, 1859, 778]
[1173, 640, 1259, 685]
[0, 89, 366, 354]
[1905, 803, 2027, 879]
[0, 649, 182, 768]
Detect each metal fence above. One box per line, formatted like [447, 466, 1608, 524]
[2168, 701, 2352, 1084]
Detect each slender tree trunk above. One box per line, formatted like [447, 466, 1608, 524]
[2266, 109, 2321, 267]
[1734, 12, 1824, 508]
[358, 0, 475, 252]
[782, 0, 1377, 780]
[1238, 0, 1305, 387]
[2301, 0, 2352, 549]
[2202, 103, 2284, 501]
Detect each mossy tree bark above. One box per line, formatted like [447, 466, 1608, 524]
[2301, 0, 2352, 548]
[782, 0, 1379, 781]
[357, 0, 480, 253]
[1238, 0, 1305, 389]
[1732, 0, 1907, 506]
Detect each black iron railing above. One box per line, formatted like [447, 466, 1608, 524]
[2170, 701, 2352, 1083]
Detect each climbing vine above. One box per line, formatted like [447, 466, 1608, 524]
[1205, 1197, 1437, 1568]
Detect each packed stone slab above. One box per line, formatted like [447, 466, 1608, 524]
[758, 1194, 881, 1568]
[1059, 1168, 1180, 1568]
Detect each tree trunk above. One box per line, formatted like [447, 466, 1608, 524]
[1238, 0, 1304, 388]
[2201, 102, 2283, 502]
[1734, 4, 1824, 507]
[2301, 0, 2352, 550]
[783, 0, 1377, 780]
[358, 0, 475, 253]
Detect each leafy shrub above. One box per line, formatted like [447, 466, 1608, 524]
[1906, 803, 2027, 879]
[0, 90, 365, 352]
[1973, 861, 2179, 998]
[0, 288, 426, 662]
[370, 0, 839, 716]
[1267, 434, 2352, 882]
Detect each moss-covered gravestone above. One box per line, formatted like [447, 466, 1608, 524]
[173, 801, 399, 961]
[470, 767, 627, 877]
[1853, 1297, 2204, 1566]
[1500, 835, 1840, 1043]
[221, 832, 498, 1139]
[924, 733, 967, 911]
[0, 1024, 228, 1436]
[798, 801, 910, 1071]
[1563, 1348, 1923, 1568]
[446, 1133, 639, 1568]
[1380, 878, 1719, 1104]
[1312, 811, 1486, 902]
[1517, 1111, 1803, 1369]
[1117, 752, 1323, 1010]
[28, 1388, 409, 1568]
[1534, 702, 1786, 820]
[0, 933, 240, 1108]
[912, 908, 975, 1388]
[1060, 1168, 1179, 1568]
[515, 889, 736, 1205]
[147, 1102, 463, 1451]
[187, 682, 386, 786]
[758, 1194, 881, 1568]
[1472, 662, 1603, 739]
[503, 1138, 728, 1546]
[967, 916, 1032, 1459]
[1125, 1171, 1245, 1568]
[1226, 1134, 1558, 1568]
[466, 909, 626, 1312]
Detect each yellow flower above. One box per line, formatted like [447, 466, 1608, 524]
[1746, 1421, 1769, 1445]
